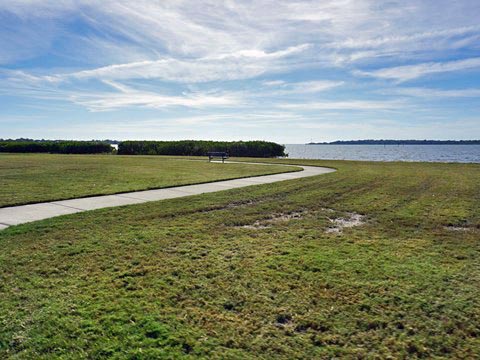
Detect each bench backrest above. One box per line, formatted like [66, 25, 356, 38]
[207, 152, 228, 157]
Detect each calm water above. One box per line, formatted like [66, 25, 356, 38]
[284, 144, 480, 163]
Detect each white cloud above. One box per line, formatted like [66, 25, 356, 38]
[356, 58, 480, 82]
[70, 81, 241, 111]
[263, 80, 286, 87]
[259, 80, 344, 95]
[35, 44, 309, 84]
[390, 87, 480, 98]
[280, 100, 403, 111]
[0, 74, 241, 111]
[331, 25, 480, 50]
[283, 80, 344, 94]
[212, 44, 311, 60]
[249, 80, 344, 100]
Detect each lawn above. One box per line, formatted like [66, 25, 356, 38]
[0, 154, 297, 207]
[0, 159, 479, 358]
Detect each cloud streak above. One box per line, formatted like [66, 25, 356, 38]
[389, 87, 480, 98]
[60, 44, 311, 83]
[356, 58, 480, 82]
[71, 80, 242, 111]
[280, 100, 404, 111]
[262, 80, 344, 95]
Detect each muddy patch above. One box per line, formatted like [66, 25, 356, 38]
[241, 221, 271, 230]
[326, 212, 366, 234]
[240, 210, 307, 229]
[444, 225, 471, 232]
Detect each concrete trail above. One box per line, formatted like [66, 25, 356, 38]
[0, 162, 335, 230]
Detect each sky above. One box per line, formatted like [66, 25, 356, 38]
[0, 0, 479, 143]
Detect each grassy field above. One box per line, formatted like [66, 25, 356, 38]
[0, 154, 296, 207]
[1, 159, 479, 358]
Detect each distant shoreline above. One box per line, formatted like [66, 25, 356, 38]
[307, 140, 480, 145]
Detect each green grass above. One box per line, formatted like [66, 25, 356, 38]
[1, 159, 479, 358]
[0, 154, 297, 207]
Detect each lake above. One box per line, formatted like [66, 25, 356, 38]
[284, 144, 480, 163]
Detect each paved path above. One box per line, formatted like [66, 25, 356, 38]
[0, 162, 335, 230]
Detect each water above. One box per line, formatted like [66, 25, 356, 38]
[284, 144, 480, 163]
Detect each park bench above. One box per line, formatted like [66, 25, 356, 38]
[207, 151, 229, 163]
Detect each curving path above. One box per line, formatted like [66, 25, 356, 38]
[0, 162, 335, 230]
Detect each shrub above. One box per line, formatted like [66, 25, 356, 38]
[0, 141, 113, 154]
[117, 140, 286, 157]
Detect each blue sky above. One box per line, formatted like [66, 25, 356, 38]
[1, 0, 479, 143]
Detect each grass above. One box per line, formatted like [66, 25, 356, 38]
[0, 153, 297, 207]
[1, 159, 479, 358]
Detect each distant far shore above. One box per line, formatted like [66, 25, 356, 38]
[307, 140, 480, 145]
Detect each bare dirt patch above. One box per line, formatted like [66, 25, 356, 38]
[444, 225, 471, 232]
[326, 212, 366, 234]
[241, 222, 271, 230]
[240, 210, 307, 229]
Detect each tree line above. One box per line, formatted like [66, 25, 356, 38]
[0, 141, 113, 154]
[118, 140, 286, 157]
[0, 140, 286, 157]
[308, 139, 480, 145]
